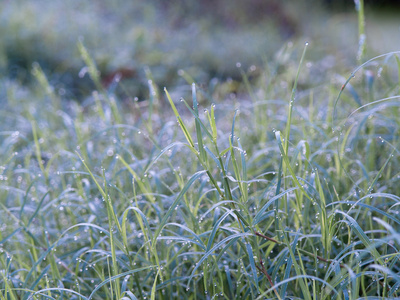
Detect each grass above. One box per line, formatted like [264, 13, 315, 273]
[2, 2, 400, 300]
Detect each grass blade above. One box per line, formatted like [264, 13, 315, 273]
[88, 267, 154, 300]
[335, 210, 383, 265]
[164, 88, 195, 148]
[284, 42, 308, 154]
[151, 170, 206, 246]
[245, 241, 259, 291]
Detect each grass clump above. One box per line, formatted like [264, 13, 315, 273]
[1, 27, 400, 300]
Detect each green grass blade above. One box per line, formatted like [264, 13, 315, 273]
[88, 267, 154, 300]
[203, 146, 222, 169]
[396, 55, 400, 88]
[256, 275, 339, 300]
[335, 210, 383, 265]
[237, 139, 248, 202]
[280, 231, 300, 298]
[151, 170, 206, 246]
[209, 104, 217, 142]
[187, 232, 251, 286]
[121, 206, 152, 249]
[164, 88, 195, 148]
[192, 83, 208, 164]
[179, 96, 214, 141]
[245, 241, 259, 291]
[253, 187, 298, 225]
[77, 41, 104, 93]
[151, 268, 160, 300]
[366, 149, 395, 194]
[31, 121, 46, 180]
[282, 231, 311, 300]
[206, 209, 233, 251]
[275, 131, 313, 202]
[26, 191, 49, 228]
[30, 288, 88, 300]
[284, 42, 308, 154]
[143, 142, 185, 174]
[77, 152, 123, 235]
[121, 291, 139, 300]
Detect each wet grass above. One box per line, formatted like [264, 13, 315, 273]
[2, 1, 400, 299]
[1, 37, 400, 299]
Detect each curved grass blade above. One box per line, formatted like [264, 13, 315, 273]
[256, 275, 339, 300]
[253, 187, 298, 225]
[29, 288, 88, 300]
[143, 142, 185, 174]
[203, 146, 221, 169]
[121, 291, 138, 300]
[121, 206, 152, 250]
[332, 51, 400, 129]
[151, 170, 206, 246]
[164, 222, 205, 248]
[88, 266, 154, 299]
[335, 210, 383, 264]
[370, 264, 400, 296]
[206, 209, 234, 251]
[121, 275, 131, 293]
[157, 236, 205, 249]
[187, 232, 251, 286]
[331, 201, 400, 226]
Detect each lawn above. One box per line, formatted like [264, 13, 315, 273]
[1, 1, 400, 299]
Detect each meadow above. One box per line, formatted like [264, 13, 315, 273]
[1, 1, 400, 299]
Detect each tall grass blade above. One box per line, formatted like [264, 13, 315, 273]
[284, 42, 308, 154]
[164, 88, 195, 148]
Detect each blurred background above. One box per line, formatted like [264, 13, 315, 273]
[1, 0, 399, 100]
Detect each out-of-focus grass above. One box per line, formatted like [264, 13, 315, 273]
[0, 0, 297, 98]
[3, 0, 398, 98]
